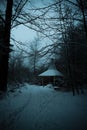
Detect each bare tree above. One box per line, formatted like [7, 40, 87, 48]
[0, 0, 30, 91]
[0, 0, 13, 91]
[28, 37, 41, 75]
[76, 0, 87, 37]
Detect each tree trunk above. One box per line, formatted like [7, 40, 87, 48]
[0, 0, 13, 91]
[79, 0, 87, 37]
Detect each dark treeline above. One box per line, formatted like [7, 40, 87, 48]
[8, 53, 46, 86]
[55, 23, 87, 94]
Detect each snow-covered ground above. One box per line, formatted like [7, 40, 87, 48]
[0, 83, 87, 130]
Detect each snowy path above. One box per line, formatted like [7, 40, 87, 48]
[0, 84, 87, 130]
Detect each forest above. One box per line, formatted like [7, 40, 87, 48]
[0, 0, 87, 94]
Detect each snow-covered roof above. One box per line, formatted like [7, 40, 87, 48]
[39, 60, 63, 77]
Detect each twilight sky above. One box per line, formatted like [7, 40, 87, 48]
[11, 25, 37, 43]
[11, 0, 53, 48]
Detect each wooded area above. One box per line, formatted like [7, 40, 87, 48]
[0, 0, 87, 94]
